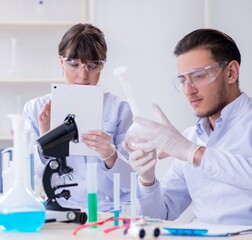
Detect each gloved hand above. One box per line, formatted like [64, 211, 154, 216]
[131, 104, 200, 164]
[81, 130, 116, 161]
[122, 141, 157, 185]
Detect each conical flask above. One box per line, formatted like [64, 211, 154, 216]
[0, 114, 45, 232]
[125, 122, 150, 150]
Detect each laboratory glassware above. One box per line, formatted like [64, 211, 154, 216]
[113, 173, 120, 226]
[87, 162, 98, 224]
[1, 148, 13, 194]
[113, 66, 150, 150]
[0, 115, 46, 232]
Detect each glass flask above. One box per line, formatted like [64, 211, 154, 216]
[125, 122, 150, 150]
[0, 114, 46, 232]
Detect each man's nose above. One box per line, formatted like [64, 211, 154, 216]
[183, 81, 198, 95]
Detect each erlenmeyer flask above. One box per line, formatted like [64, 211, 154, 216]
[125, 122, 150, 150]
[0, 114, 45, 232]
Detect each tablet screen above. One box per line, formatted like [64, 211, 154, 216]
[51, 83, 103, 156]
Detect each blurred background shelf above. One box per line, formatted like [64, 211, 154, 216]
[0, 78, 63, 83]
[0, 0, 90, 148]
[0, 21, 79, 27]
[0, 136, 12, 141]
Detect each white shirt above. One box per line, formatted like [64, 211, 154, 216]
[137, 92, 252, 225]
[23, 92, 133, 212]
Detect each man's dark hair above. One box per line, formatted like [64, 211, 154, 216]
[174, 29, 241, 65]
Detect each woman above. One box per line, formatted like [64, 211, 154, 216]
[23, 23, 133, 212]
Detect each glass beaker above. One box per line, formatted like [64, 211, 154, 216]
[0, 114, 45, 232]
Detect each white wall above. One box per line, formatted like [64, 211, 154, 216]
[207, 0, 252, 97]
[2, 0, 251, 176]
[94, 0, 204, 179]
[92, 0, 252, 179]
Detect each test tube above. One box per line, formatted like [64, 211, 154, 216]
[113, 173, 120, 226]
[130, 172, 137, 219]
[86, 162, 98, 224]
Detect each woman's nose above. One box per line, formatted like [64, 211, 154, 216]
[76, 67, 89, 83]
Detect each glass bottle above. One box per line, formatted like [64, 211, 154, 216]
[0, 115, 46, 232]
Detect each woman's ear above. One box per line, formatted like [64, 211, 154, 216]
[227, 60, 240, 84]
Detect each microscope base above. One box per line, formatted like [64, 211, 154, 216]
[45, 210, 87, 224]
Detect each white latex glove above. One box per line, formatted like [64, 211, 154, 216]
[99, 144, 116, 161]
[122, 141, 157, 185]
[132, 104, 200, 164]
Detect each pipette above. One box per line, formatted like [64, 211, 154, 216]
[113, 173, 120, 226]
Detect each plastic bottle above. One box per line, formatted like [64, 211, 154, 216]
[0, 114, 46, 232]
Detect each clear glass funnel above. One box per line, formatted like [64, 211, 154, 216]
[0, 114, 45, 232]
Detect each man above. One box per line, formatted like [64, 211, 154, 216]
[123, 29, 252, 225]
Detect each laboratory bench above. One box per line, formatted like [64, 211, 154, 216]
[0, 212, 252, 240]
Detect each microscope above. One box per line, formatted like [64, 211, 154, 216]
[36, 114, 87, 224]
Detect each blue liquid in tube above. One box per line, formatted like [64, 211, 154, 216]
[0, 211, 45, 232]
[114, 209, 120, 226]
[163, 227, 208, 236]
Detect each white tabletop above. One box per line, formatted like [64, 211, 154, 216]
[0, 193, 251, 240]
[0, 212, 251, 240]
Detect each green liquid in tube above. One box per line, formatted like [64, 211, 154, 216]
[88, 193, 98, 226]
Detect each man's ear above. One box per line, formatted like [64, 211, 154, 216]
[227, 60, 240, 84]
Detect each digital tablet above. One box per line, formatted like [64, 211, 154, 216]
[51, 83, 103, 156]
